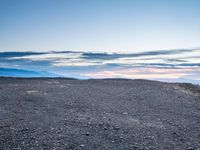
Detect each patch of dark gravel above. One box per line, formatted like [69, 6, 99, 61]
[0, 78, 200, 150]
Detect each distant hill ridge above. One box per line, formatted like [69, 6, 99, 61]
[0, 68, 58, 77]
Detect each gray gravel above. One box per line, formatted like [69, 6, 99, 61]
[0, 78, 200, 150]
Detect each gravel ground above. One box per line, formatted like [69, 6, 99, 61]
[0, 78, 200, 150]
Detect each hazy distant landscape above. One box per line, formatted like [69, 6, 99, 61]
[1, 48, 200, 84]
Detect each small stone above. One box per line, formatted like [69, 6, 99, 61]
[85, 132, 90, 136]
[122, 112, 128, 115]
[104, 127, 108, 130]
[80, 144, 85, 147]
[114, 126, 120, 130]
[132, 145, 139, 149]
[98, 123, 103, 126]
[172, 132, 176, 135]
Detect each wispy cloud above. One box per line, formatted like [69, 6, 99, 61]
[0, 52, 45, 58]
[1, 48, 200, 83]
[5, 48, 200, 67]
[81, 67, 200, 82]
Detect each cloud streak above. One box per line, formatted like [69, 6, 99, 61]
[0, 48, 200, 84]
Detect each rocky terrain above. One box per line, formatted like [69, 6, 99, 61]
[0, 78, 200, 150]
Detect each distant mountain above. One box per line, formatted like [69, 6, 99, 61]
[154, 78, 200, 85]
[0, 68, 58, 77]
[176, 78, 200, 85]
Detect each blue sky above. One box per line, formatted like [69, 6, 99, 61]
[0, 0, 200, 83]
[1, 0, 200, 52]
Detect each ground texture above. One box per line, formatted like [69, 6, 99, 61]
[0, 78, 200, 150]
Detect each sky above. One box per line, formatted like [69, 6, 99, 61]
[0, 0, 200, 53]
[0, 0, 200, 84]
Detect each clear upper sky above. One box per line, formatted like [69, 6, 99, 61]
[0, 0, 200, 53]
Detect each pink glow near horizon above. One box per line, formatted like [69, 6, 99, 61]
[81, 67, 200, 80]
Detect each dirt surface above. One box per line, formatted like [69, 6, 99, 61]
[0, 78, 200, 150]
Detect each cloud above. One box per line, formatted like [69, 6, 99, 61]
[1, 49, 200, 84]
[81, 48, 199, 60]
[0, 52, 45, 58]
[81, 67, 200, 80]
[6, 48, 199, 68]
